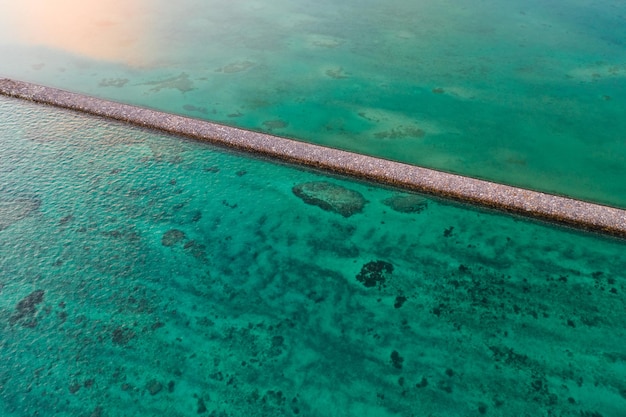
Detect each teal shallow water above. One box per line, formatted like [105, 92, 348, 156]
[1, 0, 626, 207]
[1, 97, 626, 416]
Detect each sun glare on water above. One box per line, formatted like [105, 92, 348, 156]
[1, 0, 154, 66]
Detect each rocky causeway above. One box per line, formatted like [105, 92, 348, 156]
[1, 78, 625, 238]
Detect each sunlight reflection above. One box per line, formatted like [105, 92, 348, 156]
[2, 0, 152, 66]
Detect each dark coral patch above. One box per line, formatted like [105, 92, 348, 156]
[390, 350, 404, 369]
[9, 289, 45, 327]
[394, 295, 408, 308]
[356, 260, 394, 288]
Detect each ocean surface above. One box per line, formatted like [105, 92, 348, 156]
[1, 0, 625, 207]
[1, 96, 625, 416]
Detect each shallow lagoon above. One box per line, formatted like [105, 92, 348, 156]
[1, 97, 625, 416]
[1, 0, 626, 206]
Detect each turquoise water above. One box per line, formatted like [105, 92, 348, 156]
[2, 97, 626, 416]
[1, 0, 626, 207]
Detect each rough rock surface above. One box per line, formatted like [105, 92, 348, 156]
[292, 181, 367, 217]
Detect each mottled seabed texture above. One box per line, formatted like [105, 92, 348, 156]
[2, 97, 626, 417]
[1, 0, 626, 207]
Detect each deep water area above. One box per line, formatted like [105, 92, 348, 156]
[1, 97, 626, 417]
[1, 0, 626, 207]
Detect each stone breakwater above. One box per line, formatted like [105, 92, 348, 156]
[1, 78, 625, 238]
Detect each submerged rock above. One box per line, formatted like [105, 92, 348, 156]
[374, 125, 425, 139]
[394, 295, 408, 308]
[197, 397, 207, 413]
[9, 289, 45, 327]
[99, 78, 129, 88]
[217, 60, 256, 73]
[390, 350, 404, 369]
[112, 326, 135, 346]
[146, 379, 163, 396]
[0, 197, 41, 231]
[262, 119, 288, 130]
[292, 181, 367, 217]
[162, 229, 186, 246]
[382, 194, 429, 213]
[182, 104, 208, 114]
[143, 72, 195, 93]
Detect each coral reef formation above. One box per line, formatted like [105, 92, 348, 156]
[382, 193, 429, 213]
[356, 260, 394, 288]
[292, 181, 367, 217]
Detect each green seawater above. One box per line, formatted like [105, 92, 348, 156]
[1, 0, 626, 207]
[1, 97, 626, 416]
